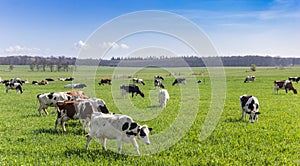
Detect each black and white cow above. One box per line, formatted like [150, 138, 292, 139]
[239, 95, 260, 123]
[120, 84, 144, 98]
[10, 78, 23, 85]
[5, 82, 23, 94]
[154, 79, 164, 88]
[132, 78, 145, 85]
[244, 76, 255, 83]
[172, 78, 186, 86]
[154, 75, 164, 80]
[288, 77, 300, 84]
[36, 92, 72, 116]
[85, 112, 152, 155]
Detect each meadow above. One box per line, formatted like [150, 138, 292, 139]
[0, 65, 299, 165]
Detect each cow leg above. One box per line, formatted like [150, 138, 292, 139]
[286, 88, 289, 94]
[131, 138, 140, 155]
[6, 88, 8, 94]
[54, 117, 61, 131]
[85, 134, 92, 150]
[117, 139, 122, 154]
[101, 138, 107, 151]
[38, 105, 44, 116]
[61, 116, 70, 132]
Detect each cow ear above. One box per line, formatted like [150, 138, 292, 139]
[255, 112, 261, 114]
[148, 127, 152, 132]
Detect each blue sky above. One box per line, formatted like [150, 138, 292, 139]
[0, 0, 299, 59]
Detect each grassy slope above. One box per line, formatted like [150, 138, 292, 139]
[0, 65, 299, 165]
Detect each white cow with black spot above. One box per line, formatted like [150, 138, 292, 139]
[85, 112, 152, 155]
[240, 95, 260, 123]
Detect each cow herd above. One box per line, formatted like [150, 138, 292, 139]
[1, 74, 298, 155]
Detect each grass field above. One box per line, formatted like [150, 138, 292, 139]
[0, 65, 299, 165]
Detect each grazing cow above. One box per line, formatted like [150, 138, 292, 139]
[58, 77, 66, 81]
[133, 78, 145, 85]
[66, 90, 89, 99]
[5, 82, 23, 94]
[38, 80, 48, 85]
[120, 84, 144, 98]
[240, 95, 260, 123]
[85, 112, 152, 155]
[244, 76, 255, 83]
[158, 89, 170, 108]
[64, 83, 87, 89]
[172, 78, 186, 86]
[36, 92, 72, 116]
[274, 80, 297, 94]
[45, 78, 55, 81]
[99, 78, 112, 85]
[154, 75, 164, 80]
[55, 100, 95, 132]
[288, 77, 300, 84]
[10, 78, 23, 85]
[55, 98, 111, 132]
[65, 77, 74, 81]
[32, 81, 38, 85]
[154, 79, 164, 88]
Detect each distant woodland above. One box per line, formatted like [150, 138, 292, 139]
[1, 55, 300, 71]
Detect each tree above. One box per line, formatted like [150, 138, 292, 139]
[250, 64, 256, 72]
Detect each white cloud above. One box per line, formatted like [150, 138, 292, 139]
[101, 42, 129, 49]
[74, 40, 88, 50]
[2, 45, 41, 55]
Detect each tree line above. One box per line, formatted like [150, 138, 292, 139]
[0, 55, 300, 70]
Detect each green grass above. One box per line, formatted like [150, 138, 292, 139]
[0, 65, 299, 165]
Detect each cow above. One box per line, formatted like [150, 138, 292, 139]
[5, 82, 23, 94]
[85, 112, 152, 155]
[64, 83, 87, 88]
[133, 78, 145, 85]
[32, 81, 38, 84]
[240, 95, 260, 123]
[244, 76, 255, 83]
[99, 78, 112, 85]
[288, 77, 300, 84]
[10, 78, 23, 85]
[38, 80, 48, 85]
[65, 77, 74, 81]
[274, 80, 297, 94]
[120, 84, 144, 98]
[45, 78, 55, 81]
[158, 89, 169, 108]
[154, 79, 164, 88]
[58, 77, 66, 81]
[172, 78, 186, 86]
[154, 75, 164, 80]
[65, 90, 89, 99]
[55, 98, 111, 132]
[36, 92, 72, 116]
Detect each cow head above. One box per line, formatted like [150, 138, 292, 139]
[137, 125, 152, 145]
[247, 111, 260, 123]
[293, 88, 298, 94]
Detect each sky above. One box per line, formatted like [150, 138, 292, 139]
[0, 0, 299, 59]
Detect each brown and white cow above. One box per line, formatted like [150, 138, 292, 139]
[85, 112, 152, 155]
[274, 80, 297, 94]
[99, 78, 112, 85]
[65, 90, 89, 99]
[55, 98, 111, 132]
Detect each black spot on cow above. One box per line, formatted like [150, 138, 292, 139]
[67, 96, 71, 100]
[240, 96, 252, 108]
[53, 97, 57, 100]
[126, 131, 137, 136]
[129, 122, 138, 130]
[248, 99, 255, 111]
[98, 105, 109, 114]
[37, 94, 41, 98]
[122, 122, 129, 131]
[47, 93, 54, 99]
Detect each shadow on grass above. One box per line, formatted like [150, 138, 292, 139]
[33, 126, 85, 135]
[64, 147, 129, 161]
[225, 117, 243, 123]
[148, 105, 161, 109]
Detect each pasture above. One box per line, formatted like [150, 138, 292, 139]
[0, 65, 299, 165]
